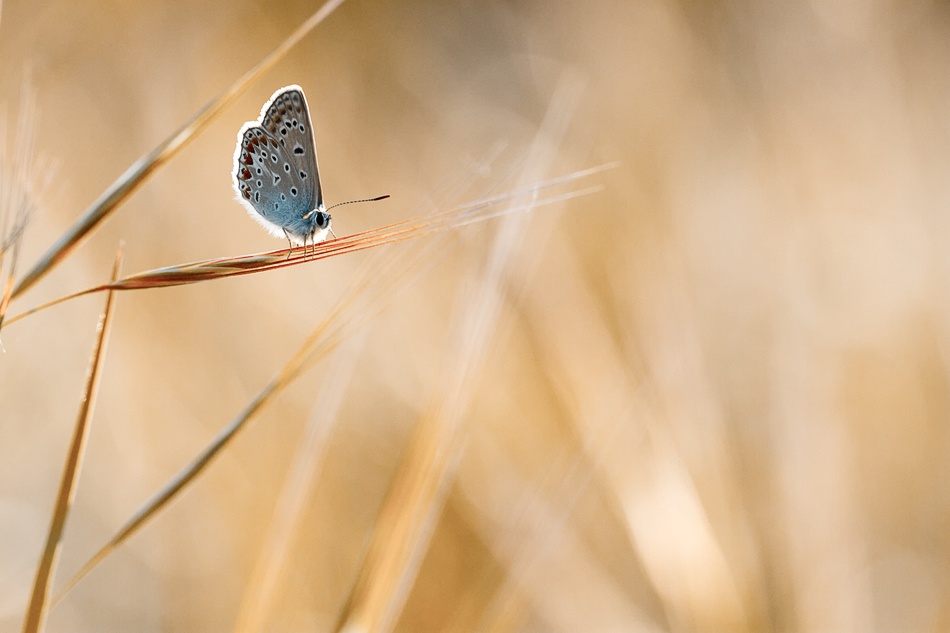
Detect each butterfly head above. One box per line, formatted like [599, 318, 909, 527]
[302, 207, 333, 244]
[312, 210, 331, 231]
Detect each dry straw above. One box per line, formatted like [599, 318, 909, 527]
[20, 250, 122, 633]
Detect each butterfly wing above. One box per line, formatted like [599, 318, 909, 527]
[232, 85, 323, 243]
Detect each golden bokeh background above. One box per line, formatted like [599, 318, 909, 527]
[2, 1, 949, 631]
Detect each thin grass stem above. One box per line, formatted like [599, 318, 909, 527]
[20, 247, 122, 633]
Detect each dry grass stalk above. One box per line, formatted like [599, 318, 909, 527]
[20, 248, 122, 633]
[1, 169, 605, 329]
[232, 336, 365, 633]
[0, 78, 53, 330]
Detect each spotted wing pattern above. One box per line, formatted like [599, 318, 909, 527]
[232, 85, 326, 244]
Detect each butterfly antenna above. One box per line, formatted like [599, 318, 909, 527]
[325, 195, 390, 212]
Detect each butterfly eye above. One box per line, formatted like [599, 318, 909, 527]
[316, 212, 330, 228]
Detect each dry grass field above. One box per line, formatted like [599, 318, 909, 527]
[1, 1, 949, 631]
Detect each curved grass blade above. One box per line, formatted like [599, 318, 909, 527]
[11, 0, 347, 300]
[2, 167, 609, 328]
[20, 247, 122, 633]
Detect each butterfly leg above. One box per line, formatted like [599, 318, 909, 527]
[282, 229, 293, 260]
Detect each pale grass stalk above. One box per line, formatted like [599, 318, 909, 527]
[620, 255, 754, 629]
[11, 0, 347, 300]
[442, 286, 655, 632]
[20, 248, 122, 633]
[452, 433, 647, 632]
[523, 237, 753, 630]
[0, 77, 54, 328]
[429, 211, 657, 628]
[232, 335, 365, 633]
[429, 101, 653, 633]
[334, 77, 581, 633]
[337, 408, 466, 633]
[471, 229, 747, 629]
[2, 170, 606, 329]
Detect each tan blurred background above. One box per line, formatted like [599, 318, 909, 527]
[2, 0, 949, 631]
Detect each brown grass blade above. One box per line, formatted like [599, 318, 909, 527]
[10, 0, 347, 300]
[2, 168, 607, 329]
[20, 247, 122, 633]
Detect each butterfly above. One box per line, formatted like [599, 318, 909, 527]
[233, 85, 330, 251]
[232, 85, 387, 254]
